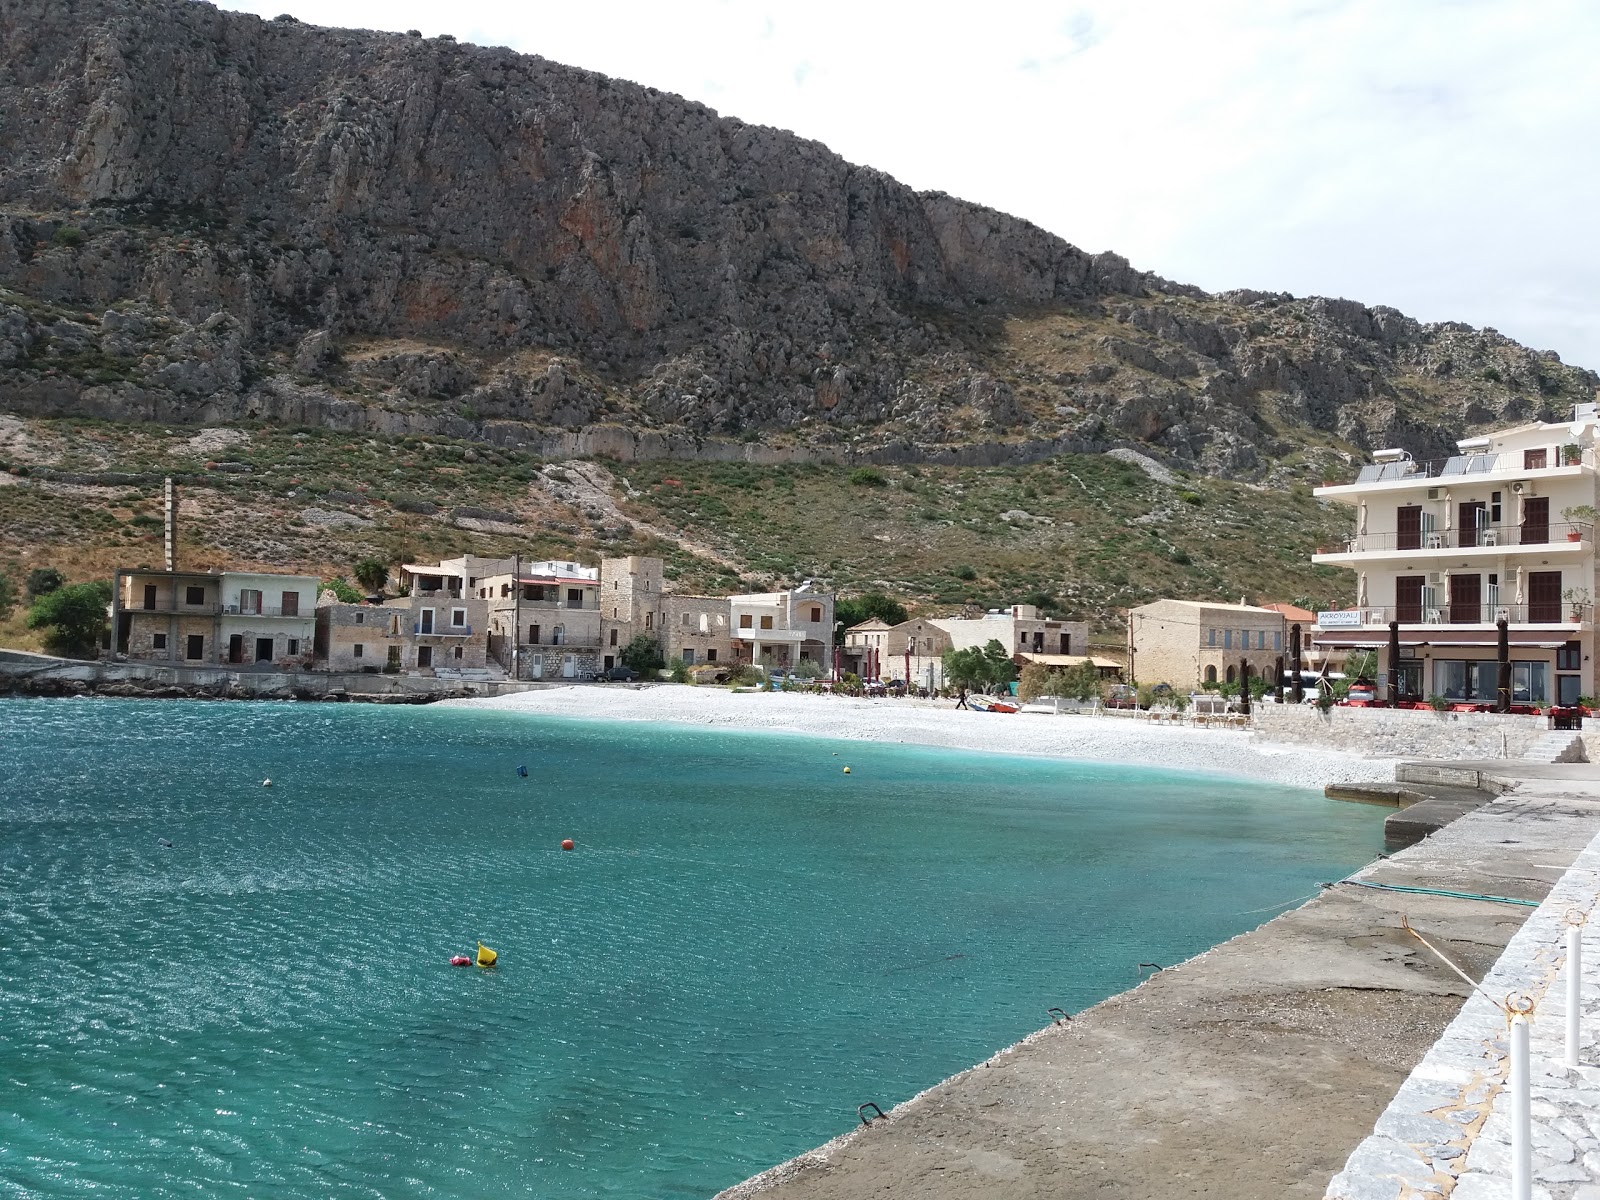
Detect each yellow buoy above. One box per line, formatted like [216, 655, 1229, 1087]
[475, 942, 498, 968]
[261, 779, 273, 788]
[843, 766, 852, 774]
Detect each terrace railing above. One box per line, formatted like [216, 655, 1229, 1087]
[1317, 603, 1592, 628]
[1320, 522, 1592, 554]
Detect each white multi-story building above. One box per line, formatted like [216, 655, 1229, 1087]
[1310, 406, 1600, 706]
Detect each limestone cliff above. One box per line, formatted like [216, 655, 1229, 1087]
[0, 0, 1593, 477]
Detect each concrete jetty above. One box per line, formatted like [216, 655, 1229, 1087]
[717, 764, 1600, 1200]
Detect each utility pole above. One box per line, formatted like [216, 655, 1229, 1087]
[512, 552, 520, 679]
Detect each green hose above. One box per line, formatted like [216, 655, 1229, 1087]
[1330, 879, 1539, 908]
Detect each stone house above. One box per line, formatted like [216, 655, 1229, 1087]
[113, 568, 317, 667]
[315, 593, 488, 673]
[1127, 599, 1286, 688]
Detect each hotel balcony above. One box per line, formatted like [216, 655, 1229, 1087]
[1316, 446, 1598, 498]
[1312, 522, 1592, 564]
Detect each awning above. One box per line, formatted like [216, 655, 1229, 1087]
[1314, 629, 1572, 650]
[733, 628, 806, 643]
[1019, 653, 1123, 669]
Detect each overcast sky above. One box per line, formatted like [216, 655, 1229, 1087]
[218, 0, 1600, 370]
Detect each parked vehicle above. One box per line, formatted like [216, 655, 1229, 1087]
[592, 665, 637, 682]
[1104, 684, 1142, 710]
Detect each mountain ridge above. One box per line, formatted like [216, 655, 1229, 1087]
[0, 0, 1594, 482]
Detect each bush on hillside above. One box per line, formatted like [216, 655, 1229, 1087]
[26, 580, 112, 658]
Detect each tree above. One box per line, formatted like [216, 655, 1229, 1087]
[0, 571, 15, 618]
[27, 580, 111, 657]
[833, 592, 909, 641]
[26, 567, 65, 600]
[942, 639, 1018, 692]
[620, 634, 665, 675]
[322, 577, 364, 603]
[353, 557, 390, 596]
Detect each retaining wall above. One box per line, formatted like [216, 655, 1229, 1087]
[1253, 704, 1548, 760]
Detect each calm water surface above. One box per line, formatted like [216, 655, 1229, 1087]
[0, 699, 1384, 1197]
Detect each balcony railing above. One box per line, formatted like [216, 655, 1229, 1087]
[131, 602, 223, 614]
[1316, 522, 1592, 555]
[1316, 604, 1591, 629]
[415, 623, 473, 637]
[224, 604, 308, 617]
[1334, 446, 1596, 486]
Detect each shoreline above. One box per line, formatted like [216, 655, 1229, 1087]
[444, 684, 1401, 790]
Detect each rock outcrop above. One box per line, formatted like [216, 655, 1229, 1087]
[0, 0, 1593, 476]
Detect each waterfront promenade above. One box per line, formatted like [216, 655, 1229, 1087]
[717, 764, 1600, 1200]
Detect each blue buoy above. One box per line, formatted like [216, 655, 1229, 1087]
[516, 765, 528, 778]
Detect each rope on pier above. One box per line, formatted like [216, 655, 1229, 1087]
[1327, 879, 1539, 907]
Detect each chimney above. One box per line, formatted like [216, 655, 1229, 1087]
[164, 477, 177, 572]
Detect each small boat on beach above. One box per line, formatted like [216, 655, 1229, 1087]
[967, 695, 1019, 713]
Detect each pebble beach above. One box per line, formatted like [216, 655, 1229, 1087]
[448, 685, 1399, 789]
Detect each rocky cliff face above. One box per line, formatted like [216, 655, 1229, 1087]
[0, 0, 1593, 477]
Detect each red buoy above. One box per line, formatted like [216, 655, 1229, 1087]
[561, 838, 575, 851]
[449, 955, 471, 967]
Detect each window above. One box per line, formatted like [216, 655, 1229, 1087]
[1204, 665, 1217, 683]
[186, 634, 204, 660]
[568, 588, 584, 608]
[186, 585, 206, 606]
[239, 588, 262, 614]
[1525, 448, 1548, 470]
[353, 643, 364, 658]
[609, 628, 618, 646]
[1207, 628, 1216, 647]
[1273, 631, 1282, 652]
[682, 613, 693, 626]
[1558, 641, 1582, 671]
[419, 608, 435, 634]
[529, 624, 540, 644]
[355, 612, 365, 624]
[809, 606, 822, 622]
[1223, 629, 1232, 650]
[707, 649, 718, 663]
[760, 615, 773, 630]
[645, 613, 653, 630]
[453, 646, 463, 660]
[417, 646, 433, 668]
[451, 608, 466, 628]
[281, 591, 299, 617]
[287, 638, 299, 656]
[682, 648, 696, 665]
[143, 584, 158, 610]
[153, 633, 167, 650]
[552, 625, 565, 645]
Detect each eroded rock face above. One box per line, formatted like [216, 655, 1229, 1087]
[0, 0, 1593, 476]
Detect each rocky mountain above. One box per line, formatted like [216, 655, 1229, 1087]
[0, 0, 1594, 480]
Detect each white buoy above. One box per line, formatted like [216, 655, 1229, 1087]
[1511, 1012, 1532, 1200]
[262, 779, 273, 788]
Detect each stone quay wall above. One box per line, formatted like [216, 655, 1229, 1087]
[1252, 703, 1551, 760]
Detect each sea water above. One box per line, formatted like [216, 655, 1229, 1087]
[0, 698, 1384, 1197]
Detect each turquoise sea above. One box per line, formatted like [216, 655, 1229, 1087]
[0, 698, 1385, 1197]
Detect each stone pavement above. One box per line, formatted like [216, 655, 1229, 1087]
[1326, 823, 1600, 1200]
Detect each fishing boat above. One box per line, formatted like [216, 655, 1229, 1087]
[967, 694, 1019, 713]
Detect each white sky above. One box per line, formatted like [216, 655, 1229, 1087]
[217, 0, 1600, 369]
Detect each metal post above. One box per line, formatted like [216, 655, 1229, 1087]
[1497, 617, 1511, 713]
[1569, 920, 1584, 1070]
[1274, 654, 1284, 704]
[1290, 624, 1303, 704]
[513, 552, 520, 680]
[1511, 1013, 1532, 1200]
[1388, 620, 1403, 707]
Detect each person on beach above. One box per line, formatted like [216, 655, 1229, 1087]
[955, 687, 969, 710]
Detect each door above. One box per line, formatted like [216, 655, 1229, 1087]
[186, 634, 205, 661]
[1394, 660, 1423, 701]
[603, 655, 614, 670]
[1397, 505, 1422, 551]
[1528, 570, 1562, 623]
[529, 624, 540, 645]
[280, 591, 299, 617]
[1059, 633, 1071, 654]
[420, 609, 434, 634]
[1396, 576, 1425, 623]
[143, 584, 158, 610]
[228, 633, 244, 663]
[1449, 573, 1481, 623]
[1458, 501, 1486, 547]
[417, 646, 433, 668]
[1525, 448, 1548, 470]
[1522, 496, 1550, 545]
[255, 637, 273, 662]
[1031, 631, 1043, 653]
[562, 655, 576, 678]
[387, 646, 401, 670]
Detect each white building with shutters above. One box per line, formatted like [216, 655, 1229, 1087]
[1311, 405, 1600, 706]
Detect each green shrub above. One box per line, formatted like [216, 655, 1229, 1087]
[52, 226, 86, 248]
[323, 577, 364, 603]
[26, 567, 65, 599]
[848, 467, 887, 488]
[26, 580, 111, 657]
[955, 565, 977, 581]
